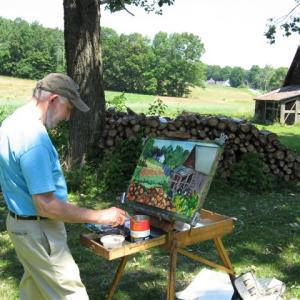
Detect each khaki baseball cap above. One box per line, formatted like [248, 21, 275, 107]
[36, 73, 90, 112]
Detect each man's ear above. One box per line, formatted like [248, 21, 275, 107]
[49, 94, 59, 103]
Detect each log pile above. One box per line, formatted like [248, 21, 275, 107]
[100, 109, 300, 182]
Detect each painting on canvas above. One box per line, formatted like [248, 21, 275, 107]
[127, 138, 221, 222]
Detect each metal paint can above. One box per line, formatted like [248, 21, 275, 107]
[130, 215, 150, 242]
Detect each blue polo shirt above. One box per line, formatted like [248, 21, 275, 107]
[0, 105, 67, 216]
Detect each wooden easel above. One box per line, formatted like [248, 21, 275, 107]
[80, 209, 235, 300]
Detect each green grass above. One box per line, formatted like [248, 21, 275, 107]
[1, 180, 299, 299]
[106, 85, 256, 119]
[189, 84, 255, 102]
[256, 123, 300, 154]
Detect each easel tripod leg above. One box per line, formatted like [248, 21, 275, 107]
[214, 237, 235, 279]
[167, 241, 178, 300]
[106, 256, 129, 300]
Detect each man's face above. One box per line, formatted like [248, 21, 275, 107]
[45, 97, 74, 129]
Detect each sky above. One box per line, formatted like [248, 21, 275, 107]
[0, 0, 299, 69]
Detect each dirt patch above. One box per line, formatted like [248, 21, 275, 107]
[140, 167, 165, 177]
[159, 96, 224, 105]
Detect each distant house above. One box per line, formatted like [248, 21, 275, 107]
[207, 78, 216, 85]
[206, 78, 231, 87]
[254, 46, 300, 125]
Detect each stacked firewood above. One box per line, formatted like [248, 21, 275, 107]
[100, 109, 300, 182]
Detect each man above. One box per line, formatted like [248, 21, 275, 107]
[0, 73, 126, 299]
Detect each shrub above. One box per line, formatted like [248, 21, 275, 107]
[49, 122, 69, 159]
[147, 98, 167, 116]
[100, 135, 144, 193]
[230, 152, 275, 193]
[65, 164, 102, 198]
[106, 92, 127, 112]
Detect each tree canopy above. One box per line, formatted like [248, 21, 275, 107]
[102, 0, 175, 14]
[0, 17, 64, 79]
[0, 15, 288, 94]
[102, 28, 205, 96]
[206, 64, 288, 91]
[265, 0, 300, 43]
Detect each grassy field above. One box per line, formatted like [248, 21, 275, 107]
[0, 75, 256, 119]
[106, 85, 256, 119]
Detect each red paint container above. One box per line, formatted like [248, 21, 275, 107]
[130, 215, 150, 242]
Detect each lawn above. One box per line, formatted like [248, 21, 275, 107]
[1, 181, 299, 299]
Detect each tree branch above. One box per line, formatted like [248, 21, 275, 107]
[122, 5, 135, 16]
[273, 3, 300, 25]
[99, 0, 135, 15]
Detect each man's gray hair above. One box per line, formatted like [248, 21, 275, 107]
[33, 88, 69, 104]
[32, 87, 52, 101]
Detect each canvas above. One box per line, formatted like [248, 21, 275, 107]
[126, 138, 222, 223]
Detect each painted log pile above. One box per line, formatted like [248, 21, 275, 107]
[100, 108, 300, 182]
[127, 182, 175, 211]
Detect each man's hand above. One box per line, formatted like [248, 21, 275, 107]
[95, 207, 126, 227]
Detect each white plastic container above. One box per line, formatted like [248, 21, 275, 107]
[100, 234, 125, 249]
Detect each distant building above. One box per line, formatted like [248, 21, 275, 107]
[206, 78, 231, 87]
[254, 46, 300, 125]
[216, 80, 231, 87]
[206, 78, 216, 85]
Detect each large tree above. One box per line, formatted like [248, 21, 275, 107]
[153, 32, 205, 96]
[229, 67, 245, 88]
[63, 0, 175, 167]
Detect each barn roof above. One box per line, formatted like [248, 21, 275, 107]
[254, 85, 300, 101]
[254, 46, 300, 102]
[283, 46, 300, 86]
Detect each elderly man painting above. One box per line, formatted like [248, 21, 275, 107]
[0, 73, 125, 299]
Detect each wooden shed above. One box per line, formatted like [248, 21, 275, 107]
[254, 46, 300, 125]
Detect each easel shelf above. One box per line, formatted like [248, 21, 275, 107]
[80, 209, 236, 300]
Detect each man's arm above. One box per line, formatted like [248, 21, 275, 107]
[32, 192, 125, 226]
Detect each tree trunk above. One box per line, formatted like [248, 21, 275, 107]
[63, 0, 105, 168]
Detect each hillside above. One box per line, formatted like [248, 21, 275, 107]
[0, 76, 257, 119]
